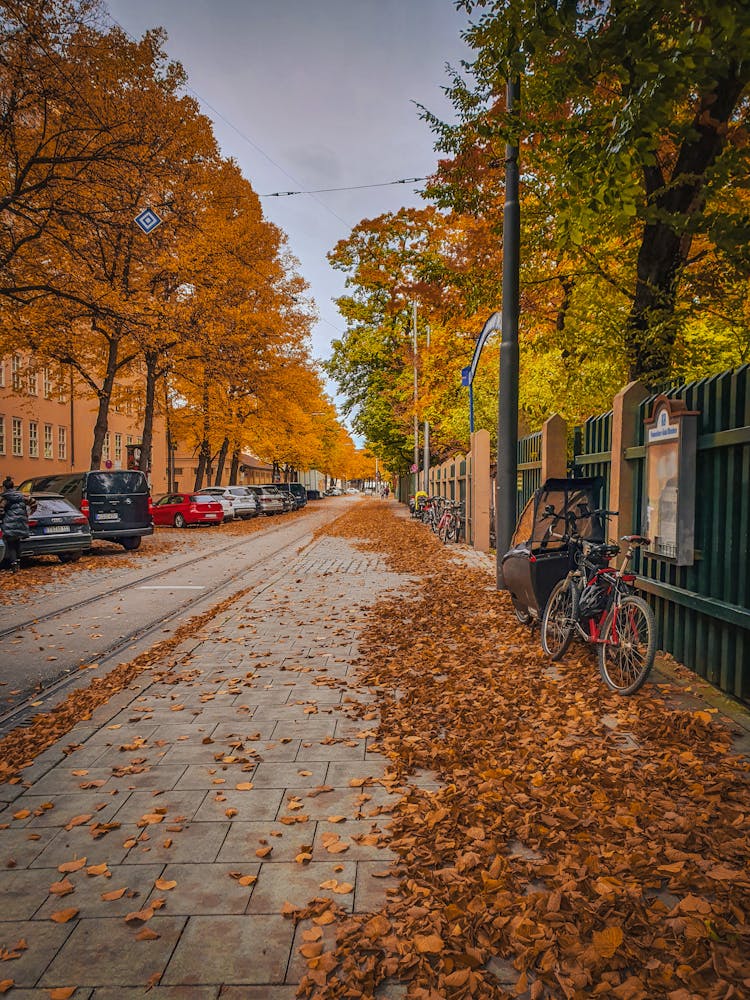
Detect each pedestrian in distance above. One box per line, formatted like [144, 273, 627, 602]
[1, 476, 36, 573]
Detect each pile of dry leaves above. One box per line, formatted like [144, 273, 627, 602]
[297, 503, 750, 1000]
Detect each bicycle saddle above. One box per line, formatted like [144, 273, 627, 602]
[621, 534, 650, 545]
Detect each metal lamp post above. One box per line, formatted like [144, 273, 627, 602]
[495, 76, 521, 591]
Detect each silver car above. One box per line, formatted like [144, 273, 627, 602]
[245, 486, 285, 515]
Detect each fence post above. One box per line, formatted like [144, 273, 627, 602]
[541, 413, 567, 481]
[609, 380, 648, 543]
[471, 429, 491, 552]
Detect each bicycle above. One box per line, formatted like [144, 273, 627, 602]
[437, 501, 462, 544]
[539, 505, 656, 695]
[426, 496, 445, 533]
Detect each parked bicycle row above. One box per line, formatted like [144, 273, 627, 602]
[409, 492, 464, 544]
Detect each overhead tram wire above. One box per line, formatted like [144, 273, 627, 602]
[262, 177, 428, 197]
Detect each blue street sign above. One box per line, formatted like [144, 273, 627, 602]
[134, 208, 163, 234]
[461, 365, 471, 387]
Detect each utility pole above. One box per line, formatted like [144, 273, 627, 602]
[412, 301, 419, 497]
[423, 324, 430, 493]
[496, 75, 521, 590]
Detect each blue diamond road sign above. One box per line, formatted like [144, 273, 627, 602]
[134, 208, 162, 234]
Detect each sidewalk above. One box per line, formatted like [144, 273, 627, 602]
[1, 500, 749, 999]
[0, 527, 412, 997]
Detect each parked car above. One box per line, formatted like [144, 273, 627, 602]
[306, 489, 322, 501]
[221, 486, 259, 519]
[0, 532, 6, 565]
[19, 492, 93, 563]
[261, 485, 292, 512]
[152, 493, 224, 527]
[195, 487, 236, 521]
[18, 470, 152, 551]
[245, 486, 285, 515]
[285, 483, 308, 508]
[258, 484, 297, 511]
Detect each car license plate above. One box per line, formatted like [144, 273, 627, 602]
[44, 525, 71, 534]
[205, 513, 217, 518]
[96, 512, 119, 521]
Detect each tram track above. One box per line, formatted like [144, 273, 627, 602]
[0, 518, 323, 736]
[0, 516, 304, 642]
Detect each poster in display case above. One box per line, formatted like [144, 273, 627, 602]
[642, 395, 698, 566]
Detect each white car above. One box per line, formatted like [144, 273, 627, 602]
[221, 486, 259, 519]
[195, 487, 236, 521]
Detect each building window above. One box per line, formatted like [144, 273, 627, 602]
[43, 368, 52, 398]
[28, 369, 38, 395]
[29, 420, 38, 457]
[12, 417, 22, 456]
[0, 359, 5, 387]
[58, 426, 67, 460]
[126, 435, 133, 445]
[114, 432, 122, 464]
[12, 355, 22, 392]
[0, 416, 5, 454]
[44, 423, 53, 458]
[103, 432, 110, 461]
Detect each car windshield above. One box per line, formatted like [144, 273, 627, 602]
[87, 472, 147, 495]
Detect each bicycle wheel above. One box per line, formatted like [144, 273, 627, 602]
[598, 595, 656, 695]
[541, 579, 579, 660]
[438, 520, 449, 543]
[446, 518, 459, 543]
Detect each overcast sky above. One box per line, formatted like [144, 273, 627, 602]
[104, 0, 473, 425]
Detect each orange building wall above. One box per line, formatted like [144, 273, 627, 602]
[0, 359, 168, 493]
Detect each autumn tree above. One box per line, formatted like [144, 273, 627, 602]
[0, 0, 143, 308]
[434, 0, 750, 385]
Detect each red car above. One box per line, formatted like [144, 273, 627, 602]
[152, 492, 225, 528]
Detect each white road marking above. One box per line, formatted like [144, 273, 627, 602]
[137, 585, 206, 590]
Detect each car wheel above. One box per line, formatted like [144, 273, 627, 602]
[58, 551, 82, 563]
[174, 513, 187, 528]
[120, 537, 141, 551]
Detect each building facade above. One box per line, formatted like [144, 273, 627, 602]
[0, 357, 168, 492]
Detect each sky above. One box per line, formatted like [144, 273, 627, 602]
[104, 0, 474, 431]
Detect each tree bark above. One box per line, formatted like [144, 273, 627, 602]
[89, 327, 122, 469]
[193, 374, 211, 491]
[139, 351, 158, 477]
[626, 66, 748, 385]
[229, 447, 241, 485]
[214, 436, 229, 485]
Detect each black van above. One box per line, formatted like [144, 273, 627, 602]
[18, 470, 153, 550]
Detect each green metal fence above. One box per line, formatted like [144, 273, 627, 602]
[517, 430, 542, 517]
[574, 367, 750, 702]
[628, 367, 750, 702]
[573, 411, 613, 508]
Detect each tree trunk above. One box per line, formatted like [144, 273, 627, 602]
[229, 447, 241, 485]
[193, 375, 211, 491]
[89, 330, 121, 469]
[214, 437, 229, 486]
[139, 351, 158, 477]
[625, 67, 748, 386]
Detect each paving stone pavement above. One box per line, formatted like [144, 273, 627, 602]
[0, 531, 413, 996]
